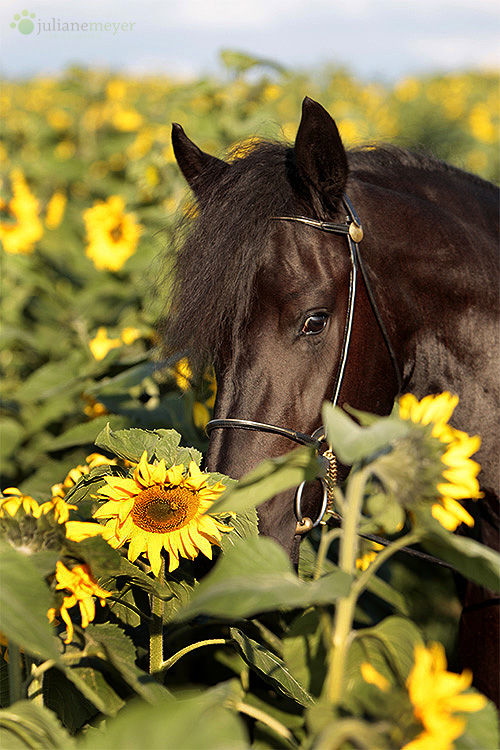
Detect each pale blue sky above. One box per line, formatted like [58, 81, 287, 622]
[1, 0, 498, 81]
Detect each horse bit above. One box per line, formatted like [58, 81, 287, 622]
[206, 194, 403, 535]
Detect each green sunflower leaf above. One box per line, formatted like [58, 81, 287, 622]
[49, 661, 125, 718]
[63, 535, 122, 578]
[322, 403, 409, 465]
[351, 616, 424, 683]
[421, 526, 500, 592]
[0, 542, 60, 662]
[230, 627, 314, 707]
[84, 624, 168, 703]
[94, 424, 168, 463]
[282, 609, 328, 697]
[78, 682, 248, 750]
[456, 695, 500, 750]
[0, 700, 75, 750]
[174, 536, 351, 621]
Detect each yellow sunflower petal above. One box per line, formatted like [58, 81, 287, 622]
[146, 533, 164, 576]
[134, 451, 153, 487]
[115, 513, 136, 543]
[197, 515, 223, 540]
[166, 543, 180, 572]
[361, 662, 390, 692]
[65, 521, 106, 542]
[118, 497, 135, 522]
[189, 528, 213, 559]
[151, 459, 167, 485]
[59, 604, 75, 644]
[102, 476, 139, 494]
[165, 464, 184, 485]
[179, 526, 199, 558]
[431, 502, 462, 531]
[183, 462, 208, 491]
[398, 393, 419, 422]
[128, 531, 147, 563]
[93, 500, 123, 519]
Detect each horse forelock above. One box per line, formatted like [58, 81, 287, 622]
[158, 141, 320, 374]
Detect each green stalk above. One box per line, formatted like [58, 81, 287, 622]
[7, 643, 23, 705]
[159, 638, 231, 675]
[313, 526, 342, 580]
[149, 557, 166, 681]
[324, 465, 423, 706]
[351, 529, 422, 601]
[325, 466, 370, 704]
[235, 701, 299, 748]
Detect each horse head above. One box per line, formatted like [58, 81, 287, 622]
[166, 98, 405, 558]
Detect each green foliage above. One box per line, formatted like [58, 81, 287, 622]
[0, 418, 498, 748]
[1, 58, 499, 748]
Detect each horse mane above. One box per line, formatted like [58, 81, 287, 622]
[157, 138, 495, 374]
[348, 143, 497, 191]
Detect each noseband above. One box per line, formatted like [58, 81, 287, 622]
[207, 194, 403, 535]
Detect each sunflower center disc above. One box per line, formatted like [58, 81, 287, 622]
[131, 485, 199, 533]
[110, 222, 124, 242]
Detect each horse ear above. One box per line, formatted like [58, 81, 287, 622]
[294, 97, 348, 211]
[172, 123, 229, 197]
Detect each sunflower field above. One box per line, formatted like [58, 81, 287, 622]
[1, 53, 499, 749]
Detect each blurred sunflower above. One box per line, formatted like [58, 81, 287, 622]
[88, 326, 122, 360]
[0, 168, 43, 254]
[83, 195, 142, 271]
[93, 451, 231, 575]
[402, 642, 486, 750]
[45, 189, 67, 229]
[356, 540, 384, 571]
[398, 392, 483, 530]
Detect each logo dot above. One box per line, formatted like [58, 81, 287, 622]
[18, 18, 34, 34]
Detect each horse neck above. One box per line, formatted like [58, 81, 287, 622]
[350, 174, 499, 494]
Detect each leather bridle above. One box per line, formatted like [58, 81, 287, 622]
[207, 194, 403, 535]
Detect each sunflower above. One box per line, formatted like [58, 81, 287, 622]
[0, 168, 43, 254]
[83, 195, 142, 271]
[360, 662, 390, 692]
[45, 189, 67, 229]
[355, 540, 384, 571]
[402, 642, 486, 750]
[398, 392, 483, 530]
[48, 561, 111, 644]
[88, 326, 122, 360]
[93, 452, 231, 575]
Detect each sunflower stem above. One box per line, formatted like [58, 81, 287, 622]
[159, 638, 231, 676]
[351, 529, 422, 600]
[149, 557, 165, 681]
[235, 701, 299, 748]
[325, 466, 370, 705]
[313, 526, 342, 580]
[7, 642, 23, 705]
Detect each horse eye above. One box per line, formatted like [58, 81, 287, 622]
[300, 313, 329, 336]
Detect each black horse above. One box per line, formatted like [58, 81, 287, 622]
[163, 97, 499, 704]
